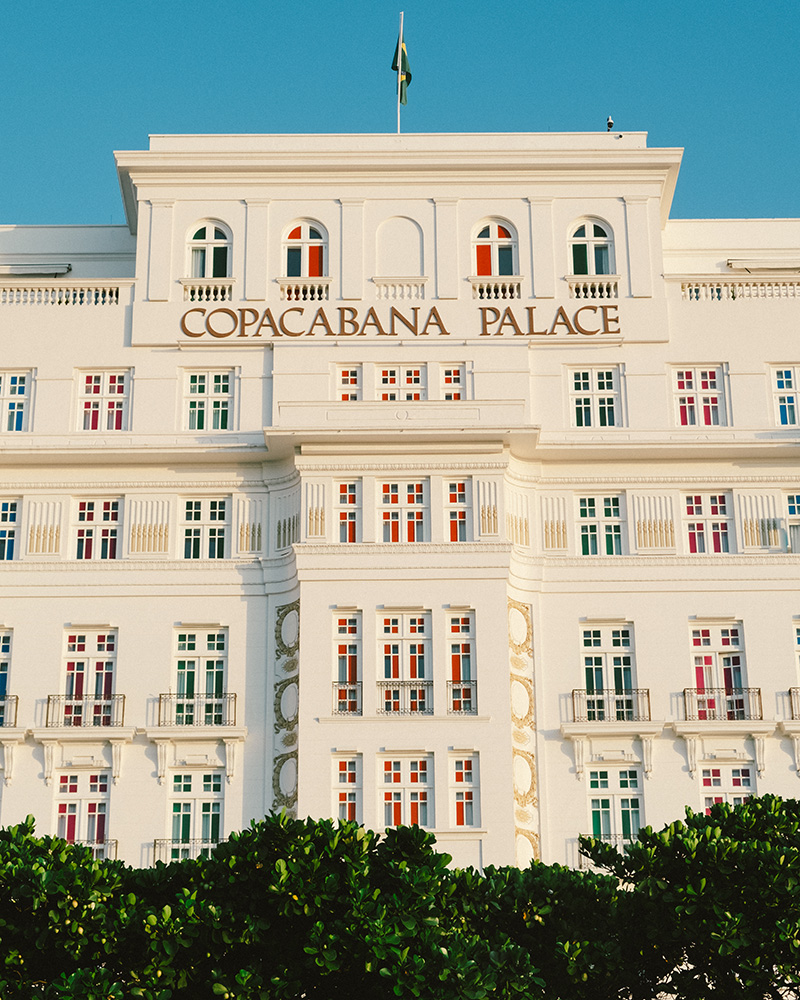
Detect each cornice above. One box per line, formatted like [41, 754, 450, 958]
[507, 552, 800, 567]
[294, 460, 509, 473]
[511, 474, 800, 487]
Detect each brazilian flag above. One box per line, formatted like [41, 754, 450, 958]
[392, 36, 412, 105]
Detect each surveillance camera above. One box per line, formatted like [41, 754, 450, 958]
[607, 116, 614, 131]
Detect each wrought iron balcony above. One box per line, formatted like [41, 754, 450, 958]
[683, 687, 762, 722]
[332, 682, 361, 716]
[154, 839, 221, 863]
[46, 694, 125, 727]
[0, 695, 18, 727]
[377, 680, 433, 715]
[571, 688, 651, 723]
[157, 693, 237, 727]
[447, 680, 477, 715]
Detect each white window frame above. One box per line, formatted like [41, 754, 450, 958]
[451, 753, 480, 828]
[183, 370, 234, 432]
[337, 481, 361, 543]
[173, 629, 228, 726]
[445, 479, 471, 542]
[441, 364, 466, 401]
[381, 755, 433, 828]
[580, 624, 636, 720]
[0, 500, 19, 561]
[689, 623, 749, 720]
[577, 495, 626, 555]
[187, 221, 232, 279]
[334, 612, 361, 715]
[62, 630, 117, 727]
[337, 365, 362, 401]
[74, 499, 121, 561]
[376, 365, 427, 401]
[772, 366, 799, 427]
[169, 770, 224, 859]
[334, 755, 362, 822]
[380, 480, 429, 543]
[569, 367, 623, 428]
[448, 611, 477, 715]
[77, 371, 130, 432]
[377, 611, 432, 715]
[57, 770, 111, 853]
[0, 371, 31, 432]
[683, 493, 733, 554]
[673, 366, 727, 427]
[283, 221, 328, 278]
[182, 498, 229, 560]
[473, 220, 519, 277]
[588, 767, 642, 842]
[0, 630, 12, 727]
[786, 494, 800, 553]
[701, 765, 754, 812]
[569, 219, 615, 276]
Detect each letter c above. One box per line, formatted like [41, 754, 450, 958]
[180, 308, 206, 338]
[573, 306, 600, 336]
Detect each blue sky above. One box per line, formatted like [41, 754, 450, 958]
[2, 0, 797, 225]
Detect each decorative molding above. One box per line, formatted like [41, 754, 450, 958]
[272, 598, 300, 815]
[294, 461, 509, 473]
[508, 597, 539, 864]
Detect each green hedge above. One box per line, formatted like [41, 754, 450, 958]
[0, 796, 798, 998]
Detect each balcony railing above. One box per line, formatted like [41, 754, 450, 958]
[181, 279, 233, 302]
[154, 839, 220, 863]
[46, 694, 126, 727]
[789, 688, 800, 720]
[683, 687, 762, 722]
[447, 680, 477, 715]
[73, 840, 118, 860]
[0, 284, 120, 306]
[158, 693, 237, 727]
[278, 278, 331, 301]
[373, 277, 427, 300]
[571, 688, 651, 723]
[0, 695, 19, 727]
[469, 278, 521, 300]
[567, 277, 619, 299]
[332, 682, 362, 716]
[377, 680, 433, 715]
[681, 279, 800, 302]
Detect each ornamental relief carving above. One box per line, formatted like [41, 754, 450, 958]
[508, 597, 539, 864]
[272, 598, 300, 814]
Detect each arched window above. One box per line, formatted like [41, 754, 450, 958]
[284, 222, 327, 278]
[188, 223, 231, 278]
[473, 221, 517, 277]
[570, 220, 614, 275]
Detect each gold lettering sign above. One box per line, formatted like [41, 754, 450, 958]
[179, 304, 621, 339]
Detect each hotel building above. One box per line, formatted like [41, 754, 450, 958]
[0, 131, 798, 868]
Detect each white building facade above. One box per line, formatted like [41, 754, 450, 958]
[0, 131, 799, 869]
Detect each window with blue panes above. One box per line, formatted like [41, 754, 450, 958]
[788, 495, 800, 553]
[0, 373, 30, 431]
[0, 502, 18, 560]
[0, 632, 10, 726]
[774, 367, 799, 426]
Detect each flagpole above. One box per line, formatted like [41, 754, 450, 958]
[397, 11, 404, 135]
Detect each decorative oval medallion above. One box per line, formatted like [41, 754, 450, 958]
[280, 608, 299, 650]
